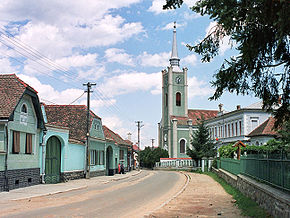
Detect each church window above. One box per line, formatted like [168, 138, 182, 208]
[180, 139, 185, 153]
[165, 93, 168, 107]
[176, 92, 181, 106]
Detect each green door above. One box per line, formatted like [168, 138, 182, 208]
[45, 136, 61, 183]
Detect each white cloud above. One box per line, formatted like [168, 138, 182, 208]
[138, 51, 170, 67]
[188, 76, 214, 98]
[99, 72, 161, 97]
[105, 48, 135, 66]
[55, 53, 98, 69]
[183, 11, 201, 20]
[148, 0, 170, 14]
[181, 54, 198, 66]
[0, 57, 19, 74]
[183, 0, 199, 7]
[77, 66, 106, 81]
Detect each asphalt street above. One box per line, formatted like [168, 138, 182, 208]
[1, 170, 185, 218]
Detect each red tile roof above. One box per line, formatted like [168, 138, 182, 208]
[44, 105, 101, 144]
[188, 109, 218, 125]
[133, 144, 140, 151]
[0, 74, 38, 119]
[247, 117, 279, 137]
[103, 125, 131, 146]
[171, 109, 218, 125]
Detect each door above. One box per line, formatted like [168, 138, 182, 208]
[45, 136, 61, 183]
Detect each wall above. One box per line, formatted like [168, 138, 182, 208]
[7, 95, 40, 170]
[213, 168, 290, 218]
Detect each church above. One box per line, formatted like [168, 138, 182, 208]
[157, 23, 218, 158]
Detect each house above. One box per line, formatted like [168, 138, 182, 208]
[0, 74, 45, 191]
[43, 104, 107, 183]
[103, 126, 130, 175]
[205, 103, 271, 147]
[247, 117, 279, 146]
[158, 23, 218, 158]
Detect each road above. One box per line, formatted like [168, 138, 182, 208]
[0, 170, 186, 218]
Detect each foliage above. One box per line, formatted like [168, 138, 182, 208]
[204, 172, 271, 217]
[218, 138, 289, 158]
[187, 120, 216, 164]
[163, 0, 290, 127]
[218, 144, 237, 158]
[139, 147, 168, 169]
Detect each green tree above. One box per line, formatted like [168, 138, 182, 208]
[139, 147, 168, 168]
[187, 120, 216, 166]
[164, 0, 290, 127]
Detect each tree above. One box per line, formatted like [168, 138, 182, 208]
[164, 0, 290, 127]
[139, 147, 168, 168]
[187, 120, 216, 166]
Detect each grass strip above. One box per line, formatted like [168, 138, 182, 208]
[204, 172, 271, 218]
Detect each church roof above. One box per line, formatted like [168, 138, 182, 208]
[247, 117, 279, 137]
[171, 109, 218, 126]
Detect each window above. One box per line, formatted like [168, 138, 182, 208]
[235, 122, 238, 136]
[25, 133, 32, 154]
[119, 150, 124, 160]
[100, 151, 104, 165]
[21, 104, 27, 113]
[180, 139, 185, 153]
[239, 121, 242, 135]
[0, 125, 4, 152]
[12, 131, 20, 154]
[165, 93, 168, 107]
[90, 150, 99, 165]
[232, 123, 234, 136]
[225, 125, 227, 138]
[228, 124, 231, 137]
[176, 92, 181, 106]
[251, 118, 259, 131]
[215, 127, 217, 137]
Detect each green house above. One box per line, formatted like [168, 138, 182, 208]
[0, 74, 45, 191]
[43, 105, 107, 183]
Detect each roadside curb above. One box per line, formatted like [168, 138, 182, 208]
[9, 170, 142, 201]
[11, 185, 88, 201]
[145, 171, 190, 217]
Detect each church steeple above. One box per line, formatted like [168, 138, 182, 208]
[169, 22, 182, 72]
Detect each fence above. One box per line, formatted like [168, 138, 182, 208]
[218, 152, 290, 192]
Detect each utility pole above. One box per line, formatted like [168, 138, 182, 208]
[135, 121, 144, 170]
[135, 121, 144, 150]
[151, 138, 155, 150]
[83, 82, 96, 179]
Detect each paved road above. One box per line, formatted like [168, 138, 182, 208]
[1, 170, 185, 218]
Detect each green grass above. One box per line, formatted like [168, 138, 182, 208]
[204, 172, 272, 218]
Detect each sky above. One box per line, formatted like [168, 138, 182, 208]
[0, 0, 260, 149]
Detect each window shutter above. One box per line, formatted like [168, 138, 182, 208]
[26, 133, 32, 154]
[13, 131, 20, 153]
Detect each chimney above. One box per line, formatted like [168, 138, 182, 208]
[127, 132, 132, 141]
[237, 105, 241, 110]
[218, 103, 223, 112]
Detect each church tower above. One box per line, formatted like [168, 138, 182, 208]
[159, 22, 188, 158]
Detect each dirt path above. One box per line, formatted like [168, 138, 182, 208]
[149, 172, 245, 218]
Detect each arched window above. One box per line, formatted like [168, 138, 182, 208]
[176, 92, 181, 106]
[165, 93, 168, 107]
[180, 139, 185, 153]
[21, 104, 27, 113]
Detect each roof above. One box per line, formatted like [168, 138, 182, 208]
[0, 74, 38, 119]
[132, 144, 140, 151]
[172, 109, 218, 126]
[44, 105, 101, 144]
[103, 125, 131, 147]
[247, 117, 279, 137]
[244, 101, 263, 109]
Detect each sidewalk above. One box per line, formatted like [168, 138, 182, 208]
[0, 170, 142, 201]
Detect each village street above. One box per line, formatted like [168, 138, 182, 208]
[0, 170, 243, 218]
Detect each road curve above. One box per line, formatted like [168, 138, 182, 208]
[2, 170, 186, 218]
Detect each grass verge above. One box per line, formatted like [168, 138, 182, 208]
[204, 172, 271, 218]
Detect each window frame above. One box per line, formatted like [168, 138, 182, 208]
[12, 131, 20, 154]
[176, 92, 181, 106]
[179, 139, 186, 154]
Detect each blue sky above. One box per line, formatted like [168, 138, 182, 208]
[0, 0, 260, 148]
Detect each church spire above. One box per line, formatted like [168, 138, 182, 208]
[169, 22, 181, 71]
